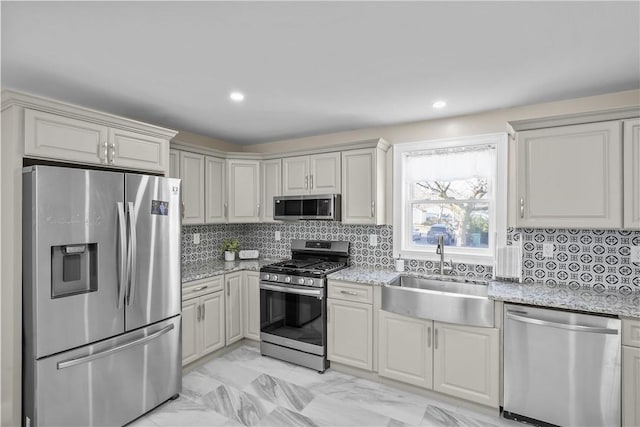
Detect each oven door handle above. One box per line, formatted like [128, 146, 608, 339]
[260, 282, 323, 298]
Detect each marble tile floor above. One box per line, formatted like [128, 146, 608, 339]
[130, 344, 522, 427]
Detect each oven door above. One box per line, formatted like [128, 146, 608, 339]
[260, 282, 326, 355]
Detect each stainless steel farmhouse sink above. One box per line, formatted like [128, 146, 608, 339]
[381, 275, 495, 327]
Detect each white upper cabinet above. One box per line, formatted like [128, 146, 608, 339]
[282, 153, 340, 195]
[342, 147, 386, 225]
[20, 94, 176, 174]
[624, 118, 640, 229]
[516, 121, 623, 229]
[180, 151, 205, 224]
[169, 149, 180, 178]
[227, 159, 261, 223]
[205, 156, 226, 224]
[261, 159, 282, 222]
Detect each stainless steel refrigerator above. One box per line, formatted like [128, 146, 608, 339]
[22, 165, 182, 427]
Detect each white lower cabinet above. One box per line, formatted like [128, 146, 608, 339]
[244, 271, 261, 341]
[225, 271, 244, 345]
[181, 276, 226, 366]
[432, 322, 499, 407]
[327, 299, 373, 371]
[378, 310, 432, 388]
[378, 310, 499, 407]
[623, 345, 640, 427]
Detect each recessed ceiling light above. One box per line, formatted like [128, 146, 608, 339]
[433, 100, 446, 109]
[230, 92, 245, 102]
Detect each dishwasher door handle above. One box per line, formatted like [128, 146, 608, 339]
[506, 311, 619, 335]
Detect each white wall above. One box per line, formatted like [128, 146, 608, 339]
[242, 89, 640, 153]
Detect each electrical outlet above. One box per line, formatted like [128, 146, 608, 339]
[369, 234, 378, 246]
[631, 246, 640, 263]
[275, 231, 281, 241]
[193, 233, 200, 245]
[542, 243, 554, 258]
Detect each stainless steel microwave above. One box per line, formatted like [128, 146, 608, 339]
[273, 194, 341, 221]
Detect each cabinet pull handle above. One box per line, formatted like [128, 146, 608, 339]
[427, 326, 431, 348]
[340, 290, 358, 296]
[310, 175, 313, 189]
[192, 285, 208, 292]
[224, 203, 228, 219]
[197, 304, 201, 322]
[305, 176, 308, 189]
[109, 142, 116, 164]
[519, 198, 524, 218]
[371, 201, 375, 217]
[434, 328, 438, 349]
[202, 304, 205, 320]
[181, 202, 185, 220]
[227, 283, 230, 296]
[99, 141, 108, 163]
[257, 204, 260, 216]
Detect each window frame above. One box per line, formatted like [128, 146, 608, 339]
[393, 133, 508, 265]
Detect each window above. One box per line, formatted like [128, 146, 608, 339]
[393, 133, 507, 265]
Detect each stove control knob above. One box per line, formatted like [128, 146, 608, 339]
[284, 276, 291, 283]
[264, 274, 270, 281]
[306, 279, 314, 286]
[272, 274, 278, 281]
[297, 278, 305, 285]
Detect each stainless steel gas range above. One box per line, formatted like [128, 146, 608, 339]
[259, 240, 349, 372]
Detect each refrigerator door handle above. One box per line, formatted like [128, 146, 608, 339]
[126, 202, 137, 306]
[57, 323, 174, 370]
[116, 202, 127, 309]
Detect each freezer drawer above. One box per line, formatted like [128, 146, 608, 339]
[503, 303, 620, 427]
[24, 316, 181, 427]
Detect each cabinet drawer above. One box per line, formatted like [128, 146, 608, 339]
[328, 281, 373, 304]
[623, 318, 640, 348]
[182, 275, 224, 301]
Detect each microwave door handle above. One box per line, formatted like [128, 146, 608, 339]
[116, 202, 127, 309]
[126, 202, 137, 306]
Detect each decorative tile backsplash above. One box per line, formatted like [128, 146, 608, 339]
[182, 223, 640, 292]
[509, 228, 640, 295]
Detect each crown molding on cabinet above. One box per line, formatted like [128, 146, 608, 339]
[1, 89, 178, 140]
[171, 137, 391, 160]
[507, 105, 640, 137]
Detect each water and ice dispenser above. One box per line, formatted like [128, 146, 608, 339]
[50, 243, 97, 298]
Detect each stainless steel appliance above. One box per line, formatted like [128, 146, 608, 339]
[260, 240, 349, 372]
[503, 303, 621, 427]
[273, 194, 341, 221]
[23, 165, 182, 427]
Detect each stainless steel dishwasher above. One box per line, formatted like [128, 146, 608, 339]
[503, 303, 620, 427]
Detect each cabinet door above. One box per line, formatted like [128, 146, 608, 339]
[227, 160, 260, 222]
[244, 272, 261, 341]
[180, 152, 205, 224]
[378, 310, 432, 388]
[169, 149, 180, 178]
[24, 108, 108, 165]
[205, 156, 226, 224]
[109, 128, 167, 173]
[201, 292, 225, 355]
[282, 156, 309, 195]
[342, 148, 377, 224]
[517, 121, 623, 228]
[310, 152, 341, 194]
[261, 159, 282, 222]
[432, 322, 499, 407]
[624, 118, 640, 229]
[225, 272, 244, 345]
[623, 345, 640, 427]
[181, 298, 200, 366]
[327, 299, 373, 371]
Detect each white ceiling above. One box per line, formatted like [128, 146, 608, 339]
[2, 2, 639, 145]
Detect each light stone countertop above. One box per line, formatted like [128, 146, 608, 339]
[488, 280, 640, 318]
[182, 258, 280, 284]
[327, 266, 401, 286]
